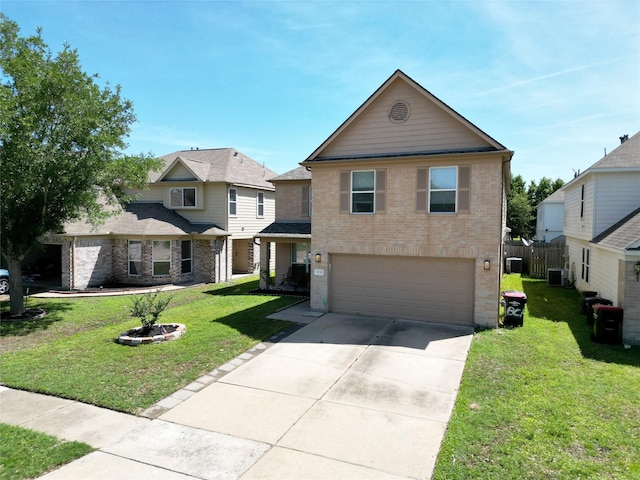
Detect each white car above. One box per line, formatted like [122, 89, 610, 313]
[0, 269, 9, 294]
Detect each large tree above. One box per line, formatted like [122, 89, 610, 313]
[0, 15, 161, 315]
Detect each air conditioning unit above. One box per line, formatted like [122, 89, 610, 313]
[548, 268, 568, 287]
[506, 257, 523, 274]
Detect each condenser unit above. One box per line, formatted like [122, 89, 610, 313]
[547, 268, 568, 287]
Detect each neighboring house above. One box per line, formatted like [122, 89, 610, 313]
[256, 166, 312, 291]
[536, 188, 565, 242]
[51, 148, 277, 290]
[562, 132, 640, 344]
[259, 70, 513, 327]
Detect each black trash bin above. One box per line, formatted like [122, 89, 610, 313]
[502, 291, 527, 327]
[584, 297, 612, 326]
[580, 291, 598, 314]
[591, 305, 623, 344]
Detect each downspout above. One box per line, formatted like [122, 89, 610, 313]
[70, 237, 76, 291]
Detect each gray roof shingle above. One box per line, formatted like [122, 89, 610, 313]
[589, 131, 640, 170]
[269, 166, 312, 182]
[153, 148, 278, 189]
[256, 221, 311, 237]
[63, 203, 228, 237]
[591, 207, 640, 250]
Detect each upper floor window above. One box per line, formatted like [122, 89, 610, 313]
[229, 188, 237, 216]
[257, 192, 264, 217]
[580, 184, 585, 218]
[340, 169, 386, 214]
[351, 170, 375, 213]
[302, 185, 312, 217]
[170, 187, 196, 208]
[429, 167, 457, 213]
[417, 165, 470, 214]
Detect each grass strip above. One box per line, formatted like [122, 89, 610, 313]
[0, 423, 93, 480]
[433, 274, 640, 479]
[0, 277, 298, 413]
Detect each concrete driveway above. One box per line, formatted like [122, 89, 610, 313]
[159, 312, 474, 479]
[4, 307, 473, 480]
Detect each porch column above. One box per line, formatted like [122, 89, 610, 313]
[259, 240, 271, 289]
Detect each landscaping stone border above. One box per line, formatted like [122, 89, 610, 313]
[117, 323, 186, 346]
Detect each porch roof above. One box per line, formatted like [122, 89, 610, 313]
[256, 221, 311, 239]
[62, 202, 229, 237]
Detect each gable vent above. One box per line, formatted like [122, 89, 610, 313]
[389, 100, 410, 123]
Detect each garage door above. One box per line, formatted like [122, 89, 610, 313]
[330, 255, 474, 325]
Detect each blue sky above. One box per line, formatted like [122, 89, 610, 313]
[4, 0, 639, 184]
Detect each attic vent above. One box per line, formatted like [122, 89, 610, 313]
[389, 100, 410, 123]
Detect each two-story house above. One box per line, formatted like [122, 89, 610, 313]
[50, 148, 277, 289]
[563, 132, 640, 344]
[260, 70, 513, 327]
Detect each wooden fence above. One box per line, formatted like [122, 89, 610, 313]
[503, 243, 567, 279]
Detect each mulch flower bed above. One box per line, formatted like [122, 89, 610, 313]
[0, 308, 47, 322]
[117, 323, 186, 346]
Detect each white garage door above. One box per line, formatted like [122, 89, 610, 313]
[330, 255, 474, 325]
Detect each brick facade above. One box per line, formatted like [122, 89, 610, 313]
[310, 156, 506, 327]
[60, 237, 230, 290]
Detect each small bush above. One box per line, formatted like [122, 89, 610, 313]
[130, 291, 174, 333]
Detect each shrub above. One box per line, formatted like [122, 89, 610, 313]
[130, 291, 174, 333]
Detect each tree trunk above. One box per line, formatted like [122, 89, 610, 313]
[8, 257, 25, 316]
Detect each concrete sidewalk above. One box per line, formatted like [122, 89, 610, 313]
[0, 303, 474, 480]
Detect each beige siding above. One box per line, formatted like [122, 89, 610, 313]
[320, 79, 492, 159]
[133, 184, 163, 202]
[310, 154, 504, 326]
[164, 162, 197, 180]
[227, 187, 275, 238]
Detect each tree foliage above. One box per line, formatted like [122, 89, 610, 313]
[0, 15, 162, 314]
[507, 174, 564, 239]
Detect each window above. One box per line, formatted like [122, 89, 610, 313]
[152, 240, 171, 276]
[229, 188, 237, 216]
[291, 243, 309, 264]
[581, 247, 590, 283]
[417, 166, 470, 214]
[181, 240, 192, 274]
[580, 184, 585, 218]
[429, 167, 457, 213]
[170, 187, 196, 207]
[257, 192, 264, 217]
[302, 185, 312, 217]
[128, 240, 141, 276]
[340, 169, 385, 214]
[351, 170, 375, 213]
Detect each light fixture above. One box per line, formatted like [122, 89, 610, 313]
[315, 253, 322, 263]
[634, 262, 640, 281]
[484, 260, 491, 271]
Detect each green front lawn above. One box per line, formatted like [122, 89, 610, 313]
[0, 423, 93, 480]
[0, 277, 297, 413]
[433, 274, 640, 479]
